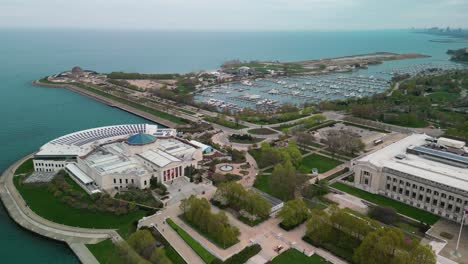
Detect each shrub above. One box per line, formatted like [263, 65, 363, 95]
[224, 244, 261, 264]
[368, 205, 399, 225]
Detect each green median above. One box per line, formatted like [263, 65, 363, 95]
[166, 218, 217, 264]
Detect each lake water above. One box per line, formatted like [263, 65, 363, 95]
[0, 29, 465, 263]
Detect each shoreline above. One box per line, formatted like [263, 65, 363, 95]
[0, 153, 113, 263]
[32, 80, 179, 128]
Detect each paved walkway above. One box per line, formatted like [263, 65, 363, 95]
[0, 154, 118, 264]
[69, 243, 100, 264]
[139, 191, 348, 264]
[427, 219, 468, 263]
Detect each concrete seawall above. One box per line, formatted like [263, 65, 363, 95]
[32, 80, 179, 128]
[0, 154, 113, 264]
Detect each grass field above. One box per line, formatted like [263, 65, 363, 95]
[253, 174, 273, 195]
[53, 81, 189, 125]
[86, 240, 123, 264]
[298, 154, 342, 174]
[331, 182, 440, 224]
[14, 158, 34, 175]
[271, 249, 331, 264]
[166, 218, 216, 264]
[427, 92, 459, 103]
[13, 160, 146, 237]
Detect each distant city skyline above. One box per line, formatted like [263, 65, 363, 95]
[1, 0, 468, 30]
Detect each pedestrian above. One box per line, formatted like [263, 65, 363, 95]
[162, 228, 164, 232]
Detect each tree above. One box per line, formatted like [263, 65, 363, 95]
[353, 227, 404, 264]
[368, 206, 399, 225]
[278, 197, 309, 228]
[117, 241, 151, 264]
[211, 173, 227, 185]
[215, 182, 271, 219]
[286, 140, 303, 167]
[396, 244, 436, 264]
[180, 195, 239, 248]
[245, 190, 271, 219]
[150, 248, 172, 264]
[127, 230, 157, 259]
[305, 209, 332, 244]
[324, 128, 365, 157]
[270, 161, 297, 201]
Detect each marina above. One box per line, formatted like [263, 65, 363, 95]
[195, 62, 466, 111]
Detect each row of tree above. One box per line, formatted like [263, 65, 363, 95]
[180, 195, 240, 248]
[305, 206, 436, 264]
[213, 182, 271, 220]
[277, 197, 310, 229]
[116, 229, 172, 264]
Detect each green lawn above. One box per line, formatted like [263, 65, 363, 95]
[14, 175, 146, 238]
[247, 128, 277, 135]
[271, 249, 331, 264]
[427, 92, 459, 103]
[271, 122, 299, 133]
[298, 154, 342, 174]
[14, 158, 34, 175]
[166, 218, 217, 264]
[253, 174, 273, 195]
[48, 80, 189, 125]
[86, 240, 123, 264]
[331, 182, 440, 225]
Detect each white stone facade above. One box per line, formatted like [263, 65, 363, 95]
[353, 134, 468, 224]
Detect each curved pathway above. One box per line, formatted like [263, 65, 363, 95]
[0, 154, 119, 263]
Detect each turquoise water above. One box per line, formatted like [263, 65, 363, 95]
[0, 29, 466, 263]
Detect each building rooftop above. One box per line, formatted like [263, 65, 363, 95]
[36, 124, 176, 157]
[126, 133, 156, 145]
[358, 134, 468, 192]
[138, 149, 181, 167]
[66, 164, 94, 184]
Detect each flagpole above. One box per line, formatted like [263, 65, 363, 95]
[454, 210, 466, 257]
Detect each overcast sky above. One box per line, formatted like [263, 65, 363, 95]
[1, 0, 467, 30]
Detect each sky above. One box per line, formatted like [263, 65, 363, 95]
[1, 0, 467, 31]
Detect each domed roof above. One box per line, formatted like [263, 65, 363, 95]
[126, 133, 156, 145]
[71, 66, 83, 73]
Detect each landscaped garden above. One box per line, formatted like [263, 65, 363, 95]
[228, 134, 263, 144]
[167, 218, 218, 264]
[179, 196, 240, 249]
[331, 182, 440, 224]
[212, 182, 271, 226]
[13, 161, 148, 237]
